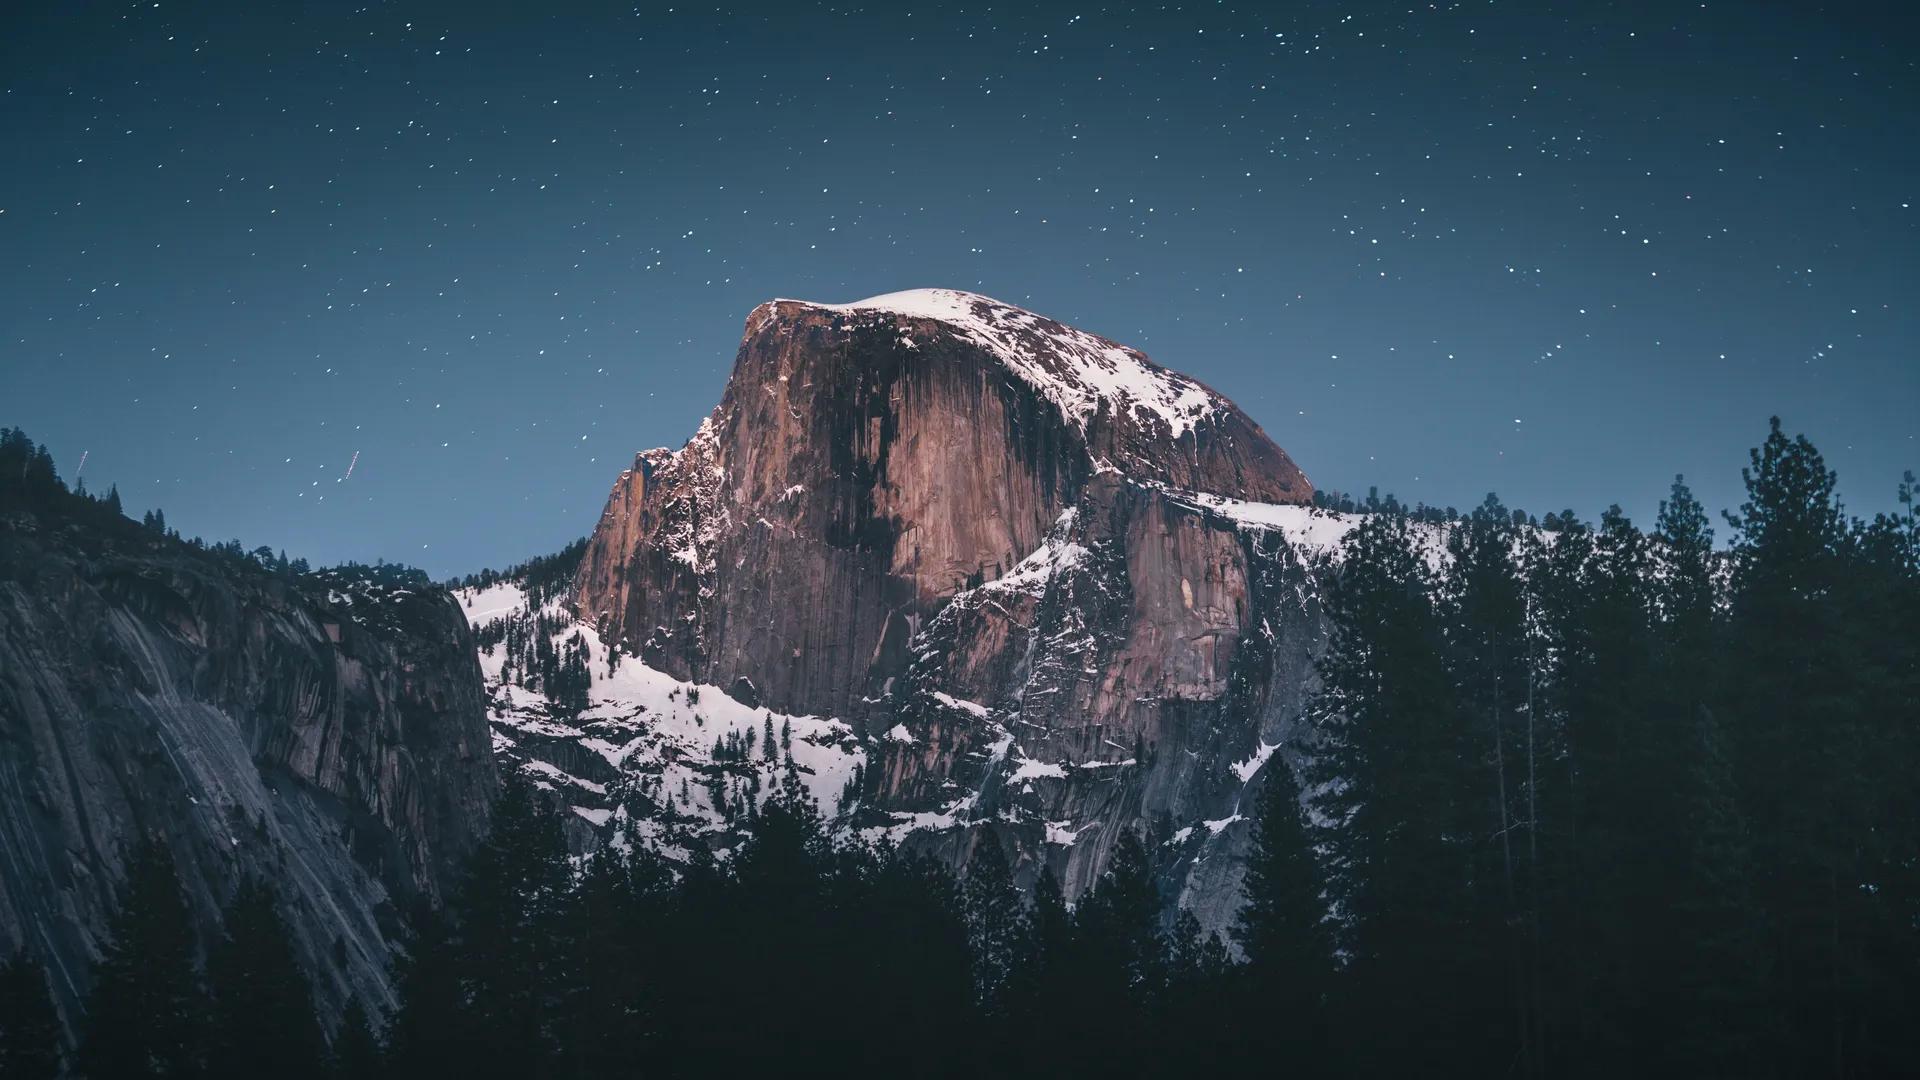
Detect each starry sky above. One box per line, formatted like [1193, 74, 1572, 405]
[3, 1, 1914, 577]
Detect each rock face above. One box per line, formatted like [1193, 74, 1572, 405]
[575, 290, 1310, 717]
[571, 289, 1339, 933]
[0, 505, 495, 1031]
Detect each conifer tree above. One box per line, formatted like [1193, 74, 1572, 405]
[999, 866, 1077, 1073]
[1723, 418, 1864, 1074]
[328, 998, 383, 1080]
[1305, 510, 1498, 1073]
[1234, 754, 1330, 1026]
[0, 949, 62, 1080]
[1668, 703, 1767, 1075]
[961, 832, 1023, 1013]
[1442, 494, 1542, 1071]
[205, 878, 326, 1080]
[382, 901, 465, 1077]
[454, 777, 572, 1077]
[1162, 910, 1236, 1072]
[1064, 830, 1164, 1075]
[559, 847, 663, 1077]
[80, 838, 208, 1079]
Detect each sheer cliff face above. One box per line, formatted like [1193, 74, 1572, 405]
[572, 289, 1326, 930]
[0, 511, 495, 1026]
[576, 290, 1310, 717]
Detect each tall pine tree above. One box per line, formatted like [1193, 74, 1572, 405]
[328, 998, 383, 1080]
[205, 878, 326, 1080]
[80, 838, 208, 1079]
[0, 949, 62, 1080]
[1723, 418, 1864, 1076]
[1234, 754, 1330, 1025]
[1305, 510, 1501, 1073]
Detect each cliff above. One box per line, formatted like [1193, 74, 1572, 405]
[546, 289, 1340, 934]
[0, 498, 495, 1031]
[574, 289, 1310, 720]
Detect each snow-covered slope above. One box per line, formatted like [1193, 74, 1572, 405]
[563, 291, 1330, 934]
[458, 583, 865, 855]
[783, 289, 1224, 439]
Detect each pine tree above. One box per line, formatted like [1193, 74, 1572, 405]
[382, 901, 467, 1077]
[205, 878, 326, 1080]
[454, 777, 572, 1077]
[1162, 910, 1236, 1073]
[80, 838, 208, 1079]
[1722, 418, 1864, 1075]
[1234, 754, 1330, 1029]
[559, 847, 662, 1077]
[850, 850, 974, 1076]
[0, 949, 62, 1080]
[999, 867, 1077, 1073]
[1539, 506, 1666, 1072]
[1845, 471, 1920, 1074]
[1668, 703, 1767, 1076]
[961, 832, 1023, 1013]
[1064, 830, 1164, 1075]
[328, 998, 383, 1080]
[1305, 510, 1496, 1073]
[1443, 494, 1542, 1072]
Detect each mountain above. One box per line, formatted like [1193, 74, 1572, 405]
[477, 289, 1359, 933]
[0, 476, 495, 1031]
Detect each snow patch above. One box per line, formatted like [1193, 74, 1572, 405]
[790, 289, 1225, 439]
[1045, 820, 1089, 846]
[929, 690, 990, 718]
[1232, 740, 1280, 783]
[1009, 758, 1068, 782]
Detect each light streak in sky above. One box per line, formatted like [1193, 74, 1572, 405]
[343, 450, 360, 481]
[74, 450, 87, 479]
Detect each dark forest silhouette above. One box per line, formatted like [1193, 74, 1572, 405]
[2, 419, 1915, 1078]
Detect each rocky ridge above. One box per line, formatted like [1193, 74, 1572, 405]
[0, 504, 495, 1029]
[489, 289, 1384, 935]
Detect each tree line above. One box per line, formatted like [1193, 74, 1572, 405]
[1293, 417, 1917, 1077]
[2, 417, 1912, 1077]
[4, 774, 1314, 1079]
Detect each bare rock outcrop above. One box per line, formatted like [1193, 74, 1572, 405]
[576, 290, 1309, 717]
[0, 505, 495, 1031]
[570, 289, 1327, 934]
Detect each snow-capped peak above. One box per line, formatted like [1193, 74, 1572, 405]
[779, 288, 1224, 439]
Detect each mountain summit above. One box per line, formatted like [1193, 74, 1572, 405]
[757, 289, 1311, 499]
[574, 289, 1311, 710]
[475, 290, 1331, 930]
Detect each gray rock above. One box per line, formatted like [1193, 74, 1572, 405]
[571, 289, 1330, 937]
[0, 509, 495, 1035]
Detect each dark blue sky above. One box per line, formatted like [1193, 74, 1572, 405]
[4, 1, 1914, 576]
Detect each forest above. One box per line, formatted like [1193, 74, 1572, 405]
[1, 417, 1915, 1078]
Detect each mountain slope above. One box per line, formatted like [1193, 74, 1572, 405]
[574, 289, 1311, 720]
[489, 289, 1364, 934]
[0, 491, 495, 1031]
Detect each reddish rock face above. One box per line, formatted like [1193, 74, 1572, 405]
[574, 289, 1323, 931]
[576, 291, 1309, 719]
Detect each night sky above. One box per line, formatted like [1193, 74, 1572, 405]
[3, 1, 1914, 577]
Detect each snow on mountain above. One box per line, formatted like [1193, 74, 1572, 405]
[559, 290, 1325, 933]
[1159, 487, 1454, 569]
[458, 583, 865, 856]
[780, 288, 1225, 439]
